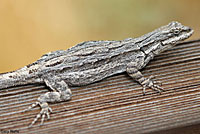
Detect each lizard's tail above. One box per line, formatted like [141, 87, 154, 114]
[0, 67, 41, 89]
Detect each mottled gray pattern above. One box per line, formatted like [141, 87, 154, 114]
[0, 21, 193, 127]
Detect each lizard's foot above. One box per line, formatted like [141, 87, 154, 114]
[22, 78, 72, 127]
[142, 75, 164, 95]
[24, 102, 52, 127]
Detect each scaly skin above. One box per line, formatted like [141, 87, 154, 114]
[0, 21, 193, 127]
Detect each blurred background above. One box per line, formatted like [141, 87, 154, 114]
[0, 0, 199, 73]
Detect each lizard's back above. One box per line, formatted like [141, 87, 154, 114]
[39, 39, 145, 86]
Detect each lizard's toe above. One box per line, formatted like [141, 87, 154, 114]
[40, 108, 51, 125]
[153, 80, 162, 86]
[141, 76, 164, 94]
[29, 102, 52, 127]
[150, 81, 165, 94]
[153, 84, 164, 91]
[150, 85, 162, 94]
[142, 86, 146, 95]
[23, 102, 40, 112]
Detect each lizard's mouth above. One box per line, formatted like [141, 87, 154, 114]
[176, 27, 193, 43]
[162, 27, 194, 45]
[180, 27, 194, 39]
[153, 27, 194, 55]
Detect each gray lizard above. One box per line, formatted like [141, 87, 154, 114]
[0, 21, 193, 127]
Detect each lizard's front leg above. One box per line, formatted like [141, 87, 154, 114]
[126, 62, 164, 95]
[24, 77, 72, 127]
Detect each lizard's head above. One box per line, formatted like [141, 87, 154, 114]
[161, 21, 193, 45]
[143, 21, 193, 55]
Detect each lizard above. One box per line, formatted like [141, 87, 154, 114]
[0, 21, 193, 127]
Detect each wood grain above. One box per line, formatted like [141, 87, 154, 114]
[0, 40, 200, 134]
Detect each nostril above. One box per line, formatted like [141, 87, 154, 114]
[186, 27, 192, 32]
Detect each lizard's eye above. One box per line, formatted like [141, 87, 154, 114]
[172, 28, 181, 35]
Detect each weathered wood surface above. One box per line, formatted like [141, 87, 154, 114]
[0, 39, 200, 134]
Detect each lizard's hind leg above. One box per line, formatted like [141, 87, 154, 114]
[24, 77, 72, 127]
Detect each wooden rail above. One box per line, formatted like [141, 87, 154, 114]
[0, 39, 200, 134]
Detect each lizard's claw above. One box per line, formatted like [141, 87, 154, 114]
[24, 102, 52, 127]
[142, 75, 164, 95]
